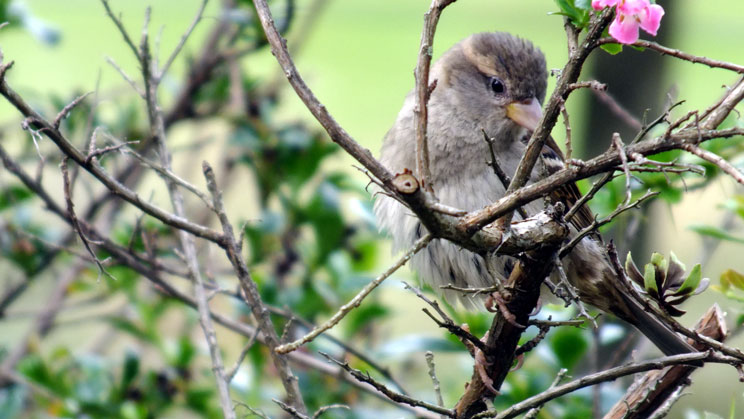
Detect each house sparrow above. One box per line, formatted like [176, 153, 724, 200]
[374, 32, 695, 356]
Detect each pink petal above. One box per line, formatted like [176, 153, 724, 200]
[618, 0, 647, 15]
[639, 4, 665, 36]
[609, 14, 641, 44]
[592, 0, 618, 10]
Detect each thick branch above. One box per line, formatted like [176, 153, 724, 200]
[604, 304, 727, 419]
[482, 352, 720, 419]
[499, 10, 612, 228]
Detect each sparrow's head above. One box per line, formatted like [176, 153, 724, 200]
[434, 32, 548, 133]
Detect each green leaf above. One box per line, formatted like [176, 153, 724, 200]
[650, 252, 666, 270]
[690, 225, 744, 244]
[119, 351, 140, 397]
[673, 264, 703, 296]
[549, 326, 589, 369]
[644, 263, 659, 297]
[721, 269, 744, 290]
[0, 185, 34, 211]
[601, 43, 623, 55]
[552, 0, 590, 28]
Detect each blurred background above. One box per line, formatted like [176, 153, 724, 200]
[1, 0, 744, 417]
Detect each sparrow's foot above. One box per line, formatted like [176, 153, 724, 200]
[485, 292, 526, 329]
[529, 297, 543, 317]
[474, 332, 499, 395]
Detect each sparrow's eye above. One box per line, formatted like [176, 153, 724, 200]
[489, 77, 506, 95]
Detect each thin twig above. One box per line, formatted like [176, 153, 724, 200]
[115, 138, 216, 211]
[105, 56, 145, 97]
[53, 92, 92, 129]
[594, 89, 643, 131]
[567, 80, 606, 92]
[593, 38, 744, 74]
[250, 0, 393, 188]
[682, 143, 744, 186]
[60, 157, 115, 281]
[559, 100, 573, 161]
[523, 369, 567, 419]
[100, 0, 141, 60]
[226, 328, 260, 382]
[560, 190, 658, 257]
[135, 11, 235, 416]
[425, 351, 445, 410]
[157, 0, 209, 81]
[312, 404, 351, 419]
[479, 352, 720, 419]
[203, 162, 307, 414]
[320, 352, 455, 417]
[0, 75, 224, 242]
[275, 234, 433, 354]
[612, 133, 632, 204]
[413, 0, 457, 192]
[86, 139, 141, 164]
[647, 386, 687, 419]
[405, 282, 487, 352]
[564, 172, 613, 224]
[482, 129, 529, 220]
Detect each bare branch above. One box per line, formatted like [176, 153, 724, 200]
[312, 404, 351, 419]
[594, 89, 643, 131]
[425, 351, 445, 410]
[275, 234, 433, 354]
[592, 38, 744, 74]
[413, 0, 458, 192]
[480, 352, 718, 419]
[53, 92, 92, 129]
[560, 190, 658, 257]
[567, 80, 607, 92]
[105, 56, 145, 97]
[158, 0, 209, 80]
[60, 157, 115, 281]
[523, 369, 568, 419]
[605, 305, 727, 419]
[100, 0, 141, 60]
[682, 143, 744, 186]
[702, 75, 744, 129]
[226, 328, 260, 383]
[0, 76, 225, 243]
[203, 161, 307, 414]
[320, 352, 455, 417]
[482, 129, 529, 220]
[250, 0, 393, 188]
[500, 9, 613, 227]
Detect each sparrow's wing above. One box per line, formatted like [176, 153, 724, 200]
[541, 136, 597, 235]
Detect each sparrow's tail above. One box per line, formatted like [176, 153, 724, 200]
[615, 287, 698, 358]
[564, 240, 698, 360]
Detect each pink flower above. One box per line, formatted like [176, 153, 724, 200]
[592, 0, 665, 44]
[591, 0, 618, 9]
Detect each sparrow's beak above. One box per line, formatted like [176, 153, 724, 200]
[506, 97, 543, 132]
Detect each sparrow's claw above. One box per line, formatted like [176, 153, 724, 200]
[474, 332, 499, 396]
[529, 297, 543, 317]
[510, 353, 525, 372]
[485, 292, 526, 329]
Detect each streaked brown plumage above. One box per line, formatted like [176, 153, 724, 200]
[374, 32, 694, 356]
